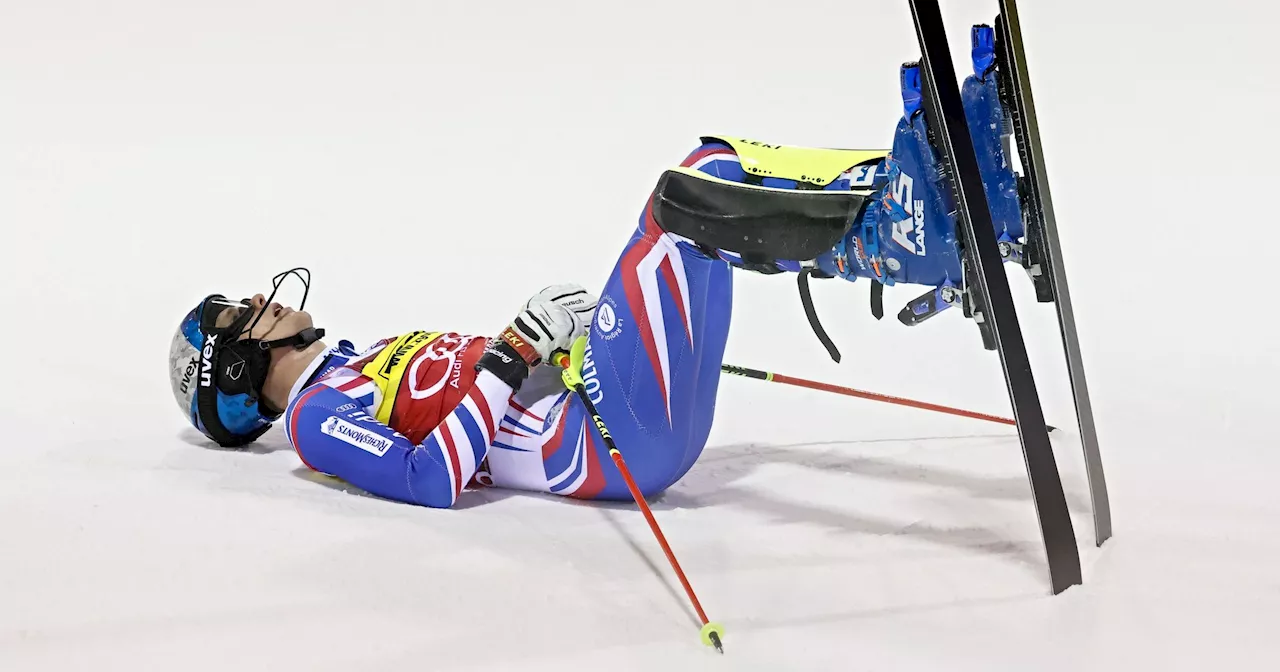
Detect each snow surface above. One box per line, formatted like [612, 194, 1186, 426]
[3, 1, 1279, 670]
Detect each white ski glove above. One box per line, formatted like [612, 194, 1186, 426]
[536, 283, 598, 341]
[511, 292, 584, 363]
[476, 286, 592, 390]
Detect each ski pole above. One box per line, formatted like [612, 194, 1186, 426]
[553, 337, 725, 654]
[721, 364, 1054, 431]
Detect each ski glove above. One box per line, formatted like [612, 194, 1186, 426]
[538, 283, 598, 341]
[476, 289, 587, 391]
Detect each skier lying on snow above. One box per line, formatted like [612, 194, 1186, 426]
[168, 41, 1028, 508]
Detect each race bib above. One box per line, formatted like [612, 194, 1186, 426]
[359, 331, 441, 424]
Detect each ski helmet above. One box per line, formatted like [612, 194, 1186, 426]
[168, 268, 325, 448]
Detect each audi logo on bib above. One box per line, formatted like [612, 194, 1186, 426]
[409, 334, 472, 399]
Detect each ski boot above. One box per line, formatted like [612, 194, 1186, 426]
[815, 61, 967, 327]
[962, 24, 1025, 252]
[963, 22, 1054, 302]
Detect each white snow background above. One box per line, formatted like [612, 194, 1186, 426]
[2, 1, 1277, 670]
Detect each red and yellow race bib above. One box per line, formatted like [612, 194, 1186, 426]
[358, 331, 486, 444]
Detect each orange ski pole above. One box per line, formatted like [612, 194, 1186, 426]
[721, 364, 1054, 430]
[554, 338, 725, 653]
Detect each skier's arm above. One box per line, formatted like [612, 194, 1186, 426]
[284, 287, 587, 508]
[284, 371, 511, 508]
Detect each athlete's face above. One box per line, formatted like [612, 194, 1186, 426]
[216, 294, 315, 342]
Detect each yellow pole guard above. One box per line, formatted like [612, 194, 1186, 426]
[554, 335, 588, 390]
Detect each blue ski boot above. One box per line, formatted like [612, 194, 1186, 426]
[815, 61, 965, 325]
[962, 23, 1026, 252]
[962, 21, 1055, 302]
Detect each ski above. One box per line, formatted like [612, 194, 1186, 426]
[992, 0, 1113, 546]
[907, 0, 1083, 595]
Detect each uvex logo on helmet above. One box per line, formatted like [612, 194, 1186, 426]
[180, 357, 198, 395]
[200, 334, 219, 388]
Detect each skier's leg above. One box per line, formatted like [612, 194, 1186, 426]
[539, 82, 1019, 498]
[556, 130, 956, 499]
[529, 145, 747, 501]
